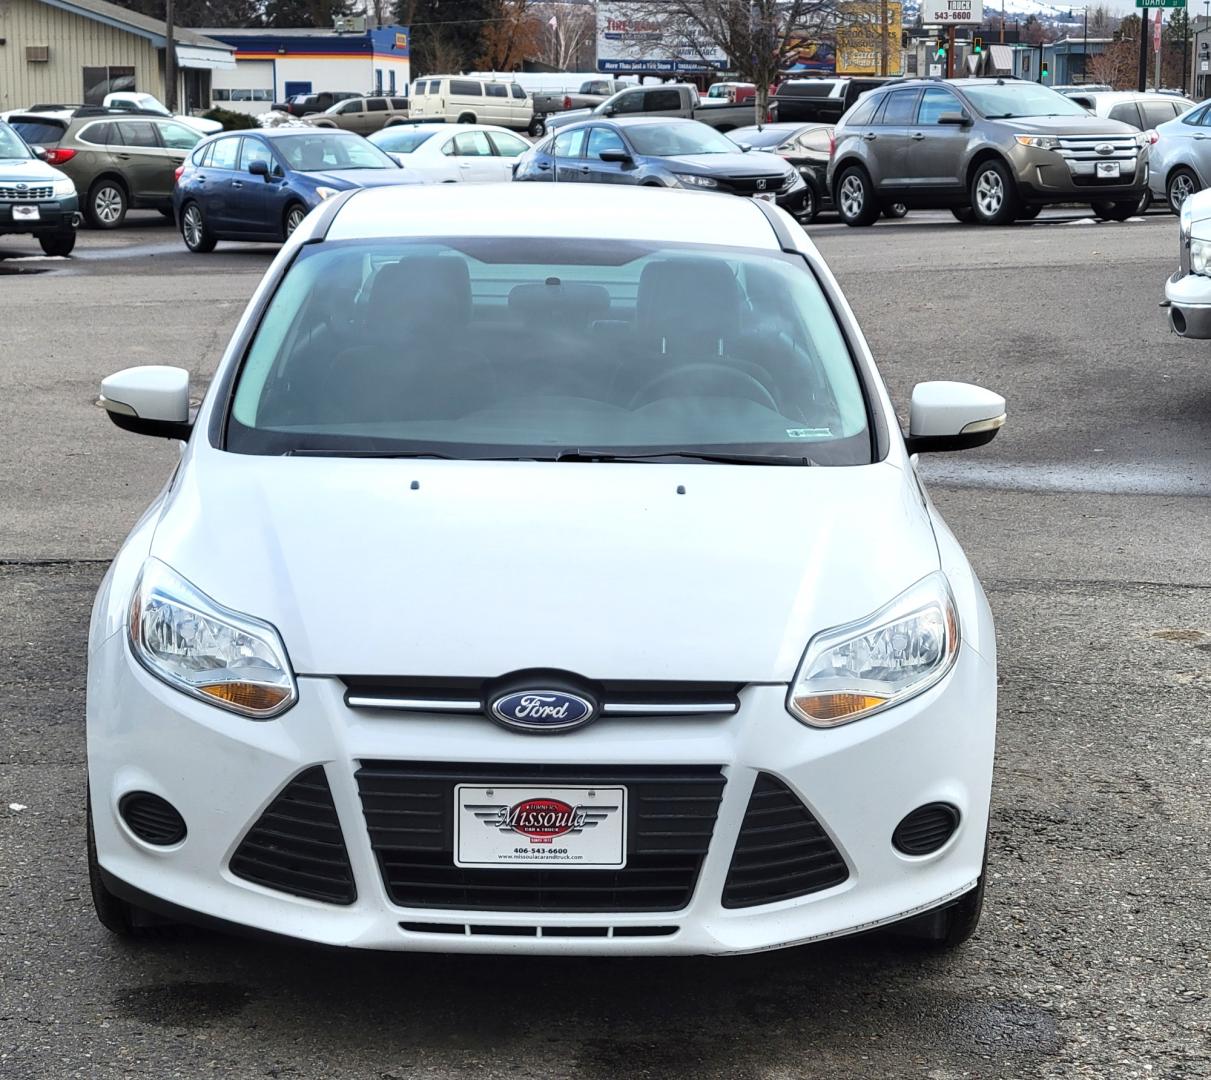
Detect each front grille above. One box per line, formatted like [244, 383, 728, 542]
[356, 761, 727, 912]
[721, 773, 849, 908]
[1055, 133, 1140, 162]
[229, 766, 357, 905]
[119, 792, 186, 846]
[720, 173, 787, 194]
[0, 185, 53, 201]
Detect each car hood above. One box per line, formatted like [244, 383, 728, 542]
[149, 457, 939, 682]
[1002, 115, 1139, 137]
[178, 114, 223, 135]
[307, 168, 425, 187]
[665, 150, 792, 176]
[0, 156, 65, 183]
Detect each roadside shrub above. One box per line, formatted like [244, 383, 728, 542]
[201, 107, 259, 131]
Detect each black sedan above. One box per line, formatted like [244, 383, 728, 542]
[512, 117, 807, 214]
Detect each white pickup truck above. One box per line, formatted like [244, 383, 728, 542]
[102, 93, 222, 135]
[544, 83, 755, 135]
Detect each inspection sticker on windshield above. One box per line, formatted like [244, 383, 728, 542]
[787, 428, 830, 439]
[454, 785, 626, 868]
[12, 206, 39, 221]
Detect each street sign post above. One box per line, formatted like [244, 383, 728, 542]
[1136, 0, 1183, 8]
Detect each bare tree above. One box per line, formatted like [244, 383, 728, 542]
[658, 0, 836, 125]
[1089, 39, 1137, 88]
[533, 2, 595, 69]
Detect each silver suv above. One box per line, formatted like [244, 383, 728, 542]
[827, 78, 1150, 226]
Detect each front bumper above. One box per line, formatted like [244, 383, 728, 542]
[87, 633, 995, 955]
[1164, 268, 1211, 337]
[0, 195, 80, 234]
[1010, 144, 1148, 204]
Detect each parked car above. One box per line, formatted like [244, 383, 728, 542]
[102, 92, 223, 135]
[0, 120, 79, 255]
[1052, 83, 1111, 97]
[545, 83, 754, 135]
[514, 117, 807, 214]
[7, 110, 204, 228]
[769, 78, 901, 125]
[532, 79, 628, 131]
[271, 91, 361, 117]
[368, 123, 529, 182]
[408, 76, 535, 133]
[172, 128, 421, 252]
[88, 181, 1004, 954]
[303, 95, 411, 133]
[828, 78, 1150, 226]
[1163, 185, 1211, 336]
[1148, 99, 1211, 213]
[705, 82, 756, 105]
[729, 122, 833, 222]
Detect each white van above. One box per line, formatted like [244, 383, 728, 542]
[409, 76, 536, 134]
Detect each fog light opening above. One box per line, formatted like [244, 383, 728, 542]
[892, 803, 959, 856]
[118, 791, 187, 846]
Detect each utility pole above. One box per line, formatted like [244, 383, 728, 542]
[1138, 8, 1150, 90]
[1156, 10, 1163, 89]
[879, 0, 889, 76]
[946, 24, 955, 76]
[164, 0, 177, 112]
[1183, 0, 1190, 94]
[1001, 0, 1005, 43]
[1083, 6, 1088, 82]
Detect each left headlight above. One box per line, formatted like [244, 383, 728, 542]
[128, 559, 297, 719]
[1191, 237, 1211, 276]
[673, 173, 718, 188]
[51, 177, 75, 198]
[787, 572, 960, 728]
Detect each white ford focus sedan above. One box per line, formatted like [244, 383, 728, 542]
[87, 184, 1005, 955]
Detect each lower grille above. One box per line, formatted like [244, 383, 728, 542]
[119, 792, 186, 846]
[0, 185, 53, 200]
[722, 773, 849, 908]
[356, 761, 726, 912]
[229, 766, 357, 905]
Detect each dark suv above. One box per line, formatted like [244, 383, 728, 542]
[271, 92, 360, 117]
[827, 78, 1149, 226]
[769, 78, 900, 125]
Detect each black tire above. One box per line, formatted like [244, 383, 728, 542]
[1137, 189, 1152, 215]
[951, 205, 976, 223]
[283, 202, 308, 240]
[38, 229, 76, 256]
[158, 207, 174, 220]
[87, 795, 180, 939]
[180, 201, 216, 253]
[797, 183, 818, 225]
[529, 117, 546, 137]
[882, 202, 908, 219]
[969, 158, 1020, 225]
[1167, 167, 1200, 214]
[835, 165, 880, 227]
[457, 112, 476, 125]
[1017, 204, 1042, 220]
[1091, 199, 1137, 222]
[889, 876, 985, 949]
[85, 178, 127, 229]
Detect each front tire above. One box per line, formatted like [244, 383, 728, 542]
[969, 159, 1020, 225]
[529, 117, 546, 137]
[1167, 167, 1199, 213]
[180, 201, 216, 253]
[1017, 204, 1042, 220]
[1091, 199, 1137, 222]
[797, 183, 818, 224]
[951, 205, 976, 223]
[835, 166, 880, 227]
[87, 796, 180, 939]
[882, 202, 908, 219]
[889, 876, 986, 950]
[283, 202, 307, 239]
[86, 179, 127, 229]
[38, 229, 76, 256]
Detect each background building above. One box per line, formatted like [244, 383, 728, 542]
[0, 0, 233, 113]
[197, 25, 411, 114]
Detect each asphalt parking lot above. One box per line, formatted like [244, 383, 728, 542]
[1, 207, 1209, 1079]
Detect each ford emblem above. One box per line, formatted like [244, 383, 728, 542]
[1095, 143, 1114, 156]
[490, 689, 596, 733]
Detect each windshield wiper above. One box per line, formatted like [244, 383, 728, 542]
[554, 449, 816, 465]
[285, 448, 461, 459]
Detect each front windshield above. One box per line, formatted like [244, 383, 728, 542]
[627, 123, 740, 156]
[0, 123, 33, 160]
[275, 133, 398, 171]
[369, 127, 440, 154]
[962, 83, 1089, 119]
[227, 238, 871, 465]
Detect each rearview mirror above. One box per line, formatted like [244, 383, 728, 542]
[937, 112, 971, 127]
[904, 381, 1005, 453]
[249, 159, 270, 178]
[599, 148, 632, 163]
[100, 366, 193, 440]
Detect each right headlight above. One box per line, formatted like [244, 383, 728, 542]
[673, 173, 718, 188]
[787, 572, 960, 728]
[1191, 237, 1211, 276]
[128, 559, 297, 719]
[1014, 134, 1060, 150]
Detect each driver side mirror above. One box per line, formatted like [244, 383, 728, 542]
[602, 105, 616, 116]
[30, 145, 48, 161]
[599, 148, 632, 163]
[100, 366, 193, 440]
[249, 159, 270, 178]
[904, 381, 1005, 454]
[937, 112, 972, 127]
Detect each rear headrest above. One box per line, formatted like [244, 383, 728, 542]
[367, 256, 472, 327]
[508, 281, 610, 326]
[636, 258, 742, 349]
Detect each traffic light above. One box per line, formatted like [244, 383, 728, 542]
[1041, 57, 1050, 78]
[973, 36, 983, 54]
[935, 37, 947, 60]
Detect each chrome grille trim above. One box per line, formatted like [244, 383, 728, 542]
[0, 185, 53, 200]
[346, 693, 739, 717]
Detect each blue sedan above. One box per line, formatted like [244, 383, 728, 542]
[173, 128, 422, 252]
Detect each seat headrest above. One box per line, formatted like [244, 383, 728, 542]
[508, 281, 610, 326]
[636, 258, 742, 352]
[367, 256, 472, 328]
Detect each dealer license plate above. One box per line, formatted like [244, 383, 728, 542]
[454, 785, 627, 869]
[1096, 161, 1120, 179]
[12, 205, 39, 220]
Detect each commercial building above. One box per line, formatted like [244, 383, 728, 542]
[0, 0, 234, 113]
[196, 26, 411, 114]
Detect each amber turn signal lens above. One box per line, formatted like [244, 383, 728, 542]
[792, 692, 888, 724]
[199, 683, 292, 714]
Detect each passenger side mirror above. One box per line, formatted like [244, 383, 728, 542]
[602, 105, 616, 116]
[599, 148, 632, 163]
[904, 381, 1005, 454]
[249, 159, 270, 178]
[937, 112, 971, 127]
[100, 366, 193, 440]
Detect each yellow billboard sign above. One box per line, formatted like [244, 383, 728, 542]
[836, 3, 903, 76]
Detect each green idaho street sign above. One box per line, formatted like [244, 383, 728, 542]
[1136, 0, 1184, 8]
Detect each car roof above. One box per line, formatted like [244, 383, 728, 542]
[239, 127, 365, 140]
[326, 184, 786, 250]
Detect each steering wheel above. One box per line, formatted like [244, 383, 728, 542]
[629, 363, 779, 412]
